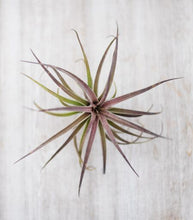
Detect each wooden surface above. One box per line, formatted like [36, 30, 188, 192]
[0, 0, 193, 219]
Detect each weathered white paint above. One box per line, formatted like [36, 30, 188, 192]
[0, 0, 193, 219]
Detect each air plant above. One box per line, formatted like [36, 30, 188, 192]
[16, 27, 180, 195]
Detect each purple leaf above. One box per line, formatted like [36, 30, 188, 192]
[14, 113, 89, 164]
[99, 114, 139, 177]
[29, 51, 88, 105]
[78, 115, 99, 195]
[94, 37, 116, 96]
[102, 78, 182, 108]
[103, 110, 165, 138]
[22, 59, 98, 103]
[109, 107, 160, 117]
[98, 27, 118, 105]
[42, 118, 88, 169]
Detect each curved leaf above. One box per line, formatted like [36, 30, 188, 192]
[103, 110, 165, 138]
[23, 60, 98, 103]
[29, 50, 89, 105]
[94, 37, 116, 96]
[78, 118, 91, 161]
[99, 114, 139, 177]
[73, 135, 95, 170]
[52, 67, 72, 91]
[57, 88, 69, 106]
[111, 82, 117, 98]
[22, 73, 82, 106]
[53, 68, 88, 105]
[108, 120, 151, 139]
[72, 29, 93, 89]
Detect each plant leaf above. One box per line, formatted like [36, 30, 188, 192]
[34, 102, 78, 117]
[22, 73, 83, 106]
[52, 67, 72, 91]
[78, 115, 98, 195]
[56, 88, 69, 106]
[73, 136, 83, 165]
[112, 130, 133, 144]
[78, 118, 91, 161]
[109, 107, 160, 117]
[106, 130, 155, 145]
[98, 121, 107, 174]
[42, 118, 88, 169]
[111, 130, 144, 145]
[103, 78, 182, 108]
[72, 29, 93, 89]
[38, 106, 92, 113]
[99, 114, 139, 177]
[106, 129, 142, 145]
[52, 67, 89, 105]
[94, 37, 116, 96]
[108, 120, 152, 139]
[111, 82, 117, 98]
[53, 66, 98, 103]
[14, 113, 89, 163]
[103, 111, 165, 138]
[22, 60, 98, 103]
[29, 50, 90, 105]
[73, 135, 95, 171]
[98, 28, 118, 104]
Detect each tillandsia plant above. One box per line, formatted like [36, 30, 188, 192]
[16, 27, 180, 195]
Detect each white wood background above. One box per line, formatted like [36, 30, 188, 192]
[0, 0, 192, 219]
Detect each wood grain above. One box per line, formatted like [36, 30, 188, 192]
[0, 0, 192, 219]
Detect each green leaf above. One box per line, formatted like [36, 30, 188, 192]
[108, 120, 152, 139]
[98, 121, 107, 174]
[73, 136, 83, 163]
[73, 135, 95, 171]
[103, 110, 165, 138]
[23, 60, 98, 103]
[106, 130, 149, 145]
[38, 105, 92, 113]
[73, 30, 93, 89]
[29, 50, 91, 105]
[78, 117, 91, 161]
[23, 73, 83, 106]
[52, 67, 89, 105]
[34, 102, 78, 117]
[57, 88, 69, 106]
[111, 82, 117, 98]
